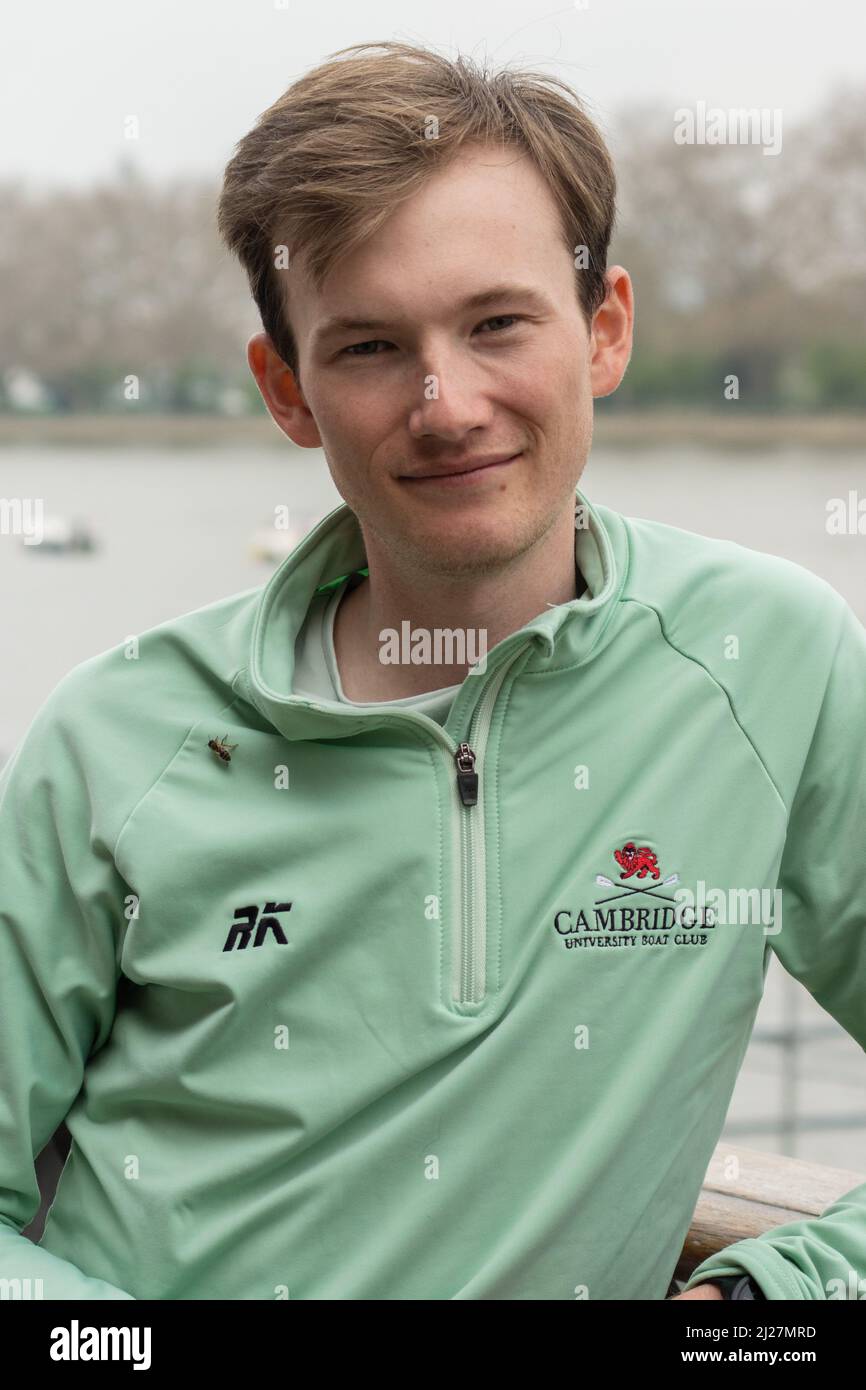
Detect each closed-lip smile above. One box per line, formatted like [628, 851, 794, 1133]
[401, 451, 522, 482]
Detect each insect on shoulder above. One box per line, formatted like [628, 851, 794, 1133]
[208, 733, 239, 763]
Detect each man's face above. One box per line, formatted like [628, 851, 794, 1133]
[254, 141, 630, 579]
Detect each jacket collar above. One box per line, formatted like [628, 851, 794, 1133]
[234, 484, 629, 742]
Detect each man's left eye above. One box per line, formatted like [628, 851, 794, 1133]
[477, 315, 521, 333]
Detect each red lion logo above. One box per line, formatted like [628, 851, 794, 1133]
[614, 841, 660, 880]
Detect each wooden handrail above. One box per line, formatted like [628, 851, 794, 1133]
[674, 1142, 866, 1283]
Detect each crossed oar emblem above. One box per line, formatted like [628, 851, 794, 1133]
[594, 872, 680, 906]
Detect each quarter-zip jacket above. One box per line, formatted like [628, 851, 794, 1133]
[1, 485, 865, 1301]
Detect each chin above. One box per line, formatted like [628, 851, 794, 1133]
[415, 522, 536, 576]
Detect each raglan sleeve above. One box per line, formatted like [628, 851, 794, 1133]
[682, 593, 866, 1300]
[0, 673, 136, 1299]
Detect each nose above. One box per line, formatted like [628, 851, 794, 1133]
[406, 345, 496, 442]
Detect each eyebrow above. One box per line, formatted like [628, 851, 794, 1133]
[312, 284, 551, 346]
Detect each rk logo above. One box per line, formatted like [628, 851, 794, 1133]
[222, 901, 292, 951]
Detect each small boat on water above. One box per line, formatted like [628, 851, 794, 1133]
[22, 516, 96, 553]
[249, 511, 327, 563]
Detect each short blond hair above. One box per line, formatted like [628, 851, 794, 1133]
[217, 40, 617, 377]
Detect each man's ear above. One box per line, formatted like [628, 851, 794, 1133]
[246, 332, 323, 448]
[589, 267, 634, 400]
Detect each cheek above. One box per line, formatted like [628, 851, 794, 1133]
[306, 385, 380, 455]
[515, 340, 587, 410]
[312, 396, 398, 492]
[507, 368, 586, 442]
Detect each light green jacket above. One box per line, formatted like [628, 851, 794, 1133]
[1, 487, 864, 1299]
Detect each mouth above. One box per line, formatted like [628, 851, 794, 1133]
[400, 452, 522, 487]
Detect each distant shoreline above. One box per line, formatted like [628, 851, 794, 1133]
[0, 412, 864, 450]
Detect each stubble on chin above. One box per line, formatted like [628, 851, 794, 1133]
[362, 489, 567, 582]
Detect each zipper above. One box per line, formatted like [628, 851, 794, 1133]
[294, 638, 533, 1006]
[448, 644, 531, 1004]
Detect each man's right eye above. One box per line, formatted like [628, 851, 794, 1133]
[341, 340, 392, 357]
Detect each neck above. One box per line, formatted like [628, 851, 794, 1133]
[333, 504, 580, 701]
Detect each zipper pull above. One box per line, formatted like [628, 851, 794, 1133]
[454, 742, 479, 807]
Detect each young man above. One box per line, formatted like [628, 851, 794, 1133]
[1, 41, 864, 1302]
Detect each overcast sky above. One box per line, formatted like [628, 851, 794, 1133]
[2, 0, 863, 188]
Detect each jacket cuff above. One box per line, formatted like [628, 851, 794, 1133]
[680, 1238, 807, 1300]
